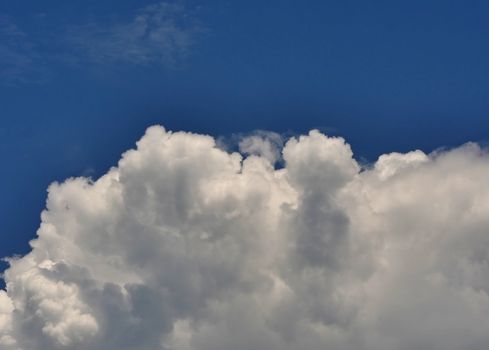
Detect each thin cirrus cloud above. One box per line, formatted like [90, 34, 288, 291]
[0, 16, 47, 84]
[2, 125, 489, 349]
[66, 2, 203, 67]
[0, 2, 202, 84]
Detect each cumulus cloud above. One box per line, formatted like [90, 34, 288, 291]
[2, 125, 489, 349]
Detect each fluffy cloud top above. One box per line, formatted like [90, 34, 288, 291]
[2, 126, 489, 349]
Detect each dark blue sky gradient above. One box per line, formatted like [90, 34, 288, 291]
[2, 0, 489, 279]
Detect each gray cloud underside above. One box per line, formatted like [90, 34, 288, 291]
[2, 126, 489, 349]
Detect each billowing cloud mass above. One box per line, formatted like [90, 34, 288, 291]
[2, 126, 489, 349]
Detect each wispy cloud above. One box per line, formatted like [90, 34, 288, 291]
[0, 2, 203, 85]
[0, 16, 47, 85]
[67, 2, 204, 67]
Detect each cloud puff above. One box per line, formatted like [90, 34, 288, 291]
[2, 126, 489, 349]
[68, 2, 203, 67]
[238, 131, 284, 164]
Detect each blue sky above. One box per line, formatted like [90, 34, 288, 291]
[2, 0, 489, 274]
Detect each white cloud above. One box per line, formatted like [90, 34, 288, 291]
[0, 290, 15, 348]
[2, 126, 489, 349]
